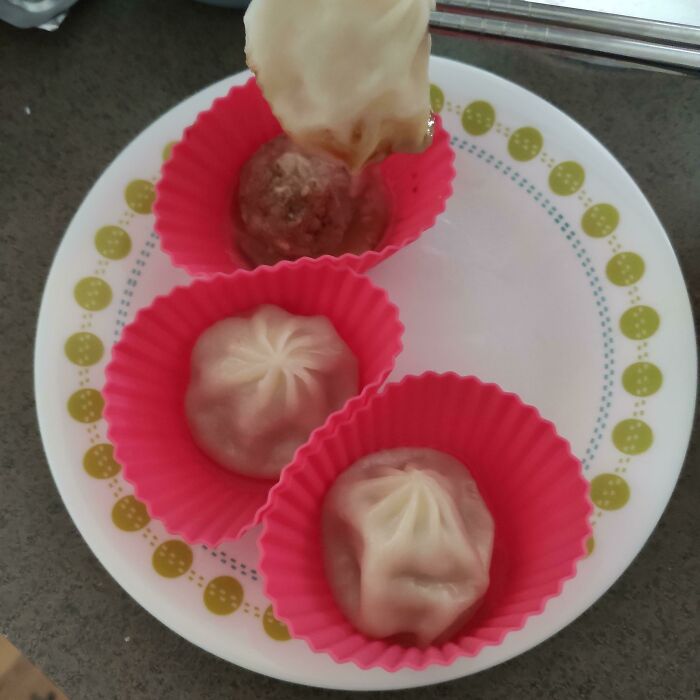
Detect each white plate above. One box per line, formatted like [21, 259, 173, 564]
[35, 57, 696, 690]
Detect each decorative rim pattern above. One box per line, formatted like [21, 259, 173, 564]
[434, 85, 663, 549]
[449, 133, 615, 471]
[66, 151, 291, 639]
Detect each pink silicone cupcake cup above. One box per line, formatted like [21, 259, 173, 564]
[259, 372, 593, 671]
[103, 260, 404, 545]
[154, 77, 456, 277]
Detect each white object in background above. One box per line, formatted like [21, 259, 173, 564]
[0, 0, 78, 29]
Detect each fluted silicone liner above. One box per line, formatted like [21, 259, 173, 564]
[154, 77, 455, 276]
[259, 372, 592, 671]
[103, 260, 404, 545]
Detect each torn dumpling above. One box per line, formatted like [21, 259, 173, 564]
[244, 0, 436, 170]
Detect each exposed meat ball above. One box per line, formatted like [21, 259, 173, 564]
[237, 136, 355, 265]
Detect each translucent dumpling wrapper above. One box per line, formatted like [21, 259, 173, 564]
[186, 305, 358, 478]
[323, 448, 494, 647]
[244, 0, 436, 170]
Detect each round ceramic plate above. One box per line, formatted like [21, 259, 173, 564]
[35, 57, 696, 691]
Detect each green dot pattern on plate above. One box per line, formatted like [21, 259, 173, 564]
[622, 362, 663, 397]
[204, 576, 244, 615]
[508, 127, 543, 162]
[263, 605, 292, 641]
[162, 141, 177, 162]
[125, 179, 156, 214]
[429, 84, 444, 114]
[152, 540, 193, 578]
[461, 100, 495, 136]
[67, 388, 104, 423]
[95, 226, 132, 260]
[590, 473, 630, 510]
[112, 495, 151, 531]
[606, 252, 645, 286]
[74, 277, 112, 311]
[620, 305, 660, 340]
[64, 332, 104, 366]
[83, 443, 121, 478]
[586, 536, 595, 556]
[549, 161, 585, 196]
[612, 419, 653, 455]
[582, 203, 620, 238]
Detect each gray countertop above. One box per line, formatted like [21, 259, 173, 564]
[1, 2, 698, 699]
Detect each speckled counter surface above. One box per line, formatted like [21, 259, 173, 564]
[1, 2, 698, 699]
